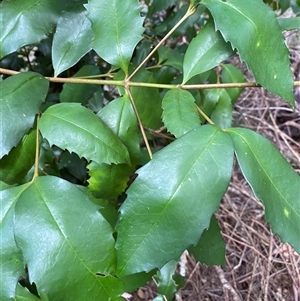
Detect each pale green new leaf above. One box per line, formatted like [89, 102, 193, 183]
[183, 20, 234, 83]
[0, 185, 29, 301]
[202, 0, 294, 106]
[0, 72, 49, 158]
[14, 284, 41, 301]
[228, 128, 300, 254]
[116, 125, 234, 276]
[0, 129, 36, 185]
[86, 0, 144, 74]
[38, 103, 130, 165]
[14, 176, 124, 301]
[162, 89, 200, 137]
[0, 0, 75, 58]
[53, 7, 93, 76]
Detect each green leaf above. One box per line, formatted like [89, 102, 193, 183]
[38, 103, 130, 165]
[227, 128, 300, 254]
[188, 215, 225, 266]
[278, 17, 300, 30]
[0, 185, 29, 301]
[116, 125, 234, 276]
[202, 0, 294, 106]
[88, 162, 133, 200]
[0, 129, 36, 185]
[221, 64, 245, 103]
[60, 65, 102, 106]
[0, 0, 74, 58]
[86, 0, 144, 74]
[130, 69, 163, 130]
[52, 7, 93, 76]
[14, 176, 124, 301]
[0, 72, 49, 158]
[154, 260, 178, 301]
[183, 20, 234, 84]
[210, 89, 232, 129]
[14, 285, 41, 301]
[162, 89, 200, 137]
[97, 95, 140, 159]
[157, 46, 184, 72]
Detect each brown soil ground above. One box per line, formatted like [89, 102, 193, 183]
[126, 11, 300, 301]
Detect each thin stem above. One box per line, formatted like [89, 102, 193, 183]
[126, 4, 197, 81]
[125, 86, 153, 159]
[196, 105, 214, 125]
[32, 115, 41, 181]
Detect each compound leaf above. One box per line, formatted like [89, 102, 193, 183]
[86, 0, 144, 74]
[14, 176, 124, 301]
[162, 89, 200, 137]
[0, 72, 49, 158]
[183, 20, 234, 84]
[202, 0, 294, 106]
[38, 103, 130, 165]
[116, 125, 234, 276]
[228, 128, 300, 254]
[53, 7, 93, 76]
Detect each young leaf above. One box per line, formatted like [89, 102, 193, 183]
[183, 20, 234, 84]
[201, 0, 294, 106]
[162, 89, 200, 137]
[278, 17, 300, 30]
[0, 72, 49, 158]
[15, 284, 41, 301]
[14, 176, 124, 301]
[116, 125, 234, 276]
[86, 0, 144, 74]
[0, 0, 74, 58]
[228, 128, 300, 254]
[0, 185, 29, 301]
[221, 64, 245, 103]
[0, 129, 36, 185]
[38, 103, 130, 165]
[52, 7, 93, 76]
[188, 215, 225, 266]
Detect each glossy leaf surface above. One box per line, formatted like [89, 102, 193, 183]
[116, 125, 234, 276]
[183, 20, 234, 84]
[86, 0, 144, 74]
[52, 7, 93, 76]
[228, 128, 300, 253]
[0, 185, 28, 301]
[0, 0, 73, 58]
[202, 0, 294, 105]
[162, 89, 200, 137]
[14, 176, 123, 301]
[38, 103, 130, 165]
[0, 72, 49, 158]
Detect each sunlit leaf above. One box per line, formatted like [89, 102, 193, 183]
[202, 0, 294, 106]
[38, 103, 130, 165]
[0, 72, 49, 158]
[14, 176, 124, 301]
[116, 125, 234, 276]
[228, 128, 300, 253]
[162, 89, 200, 137]
[86, 0, 144, 74]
